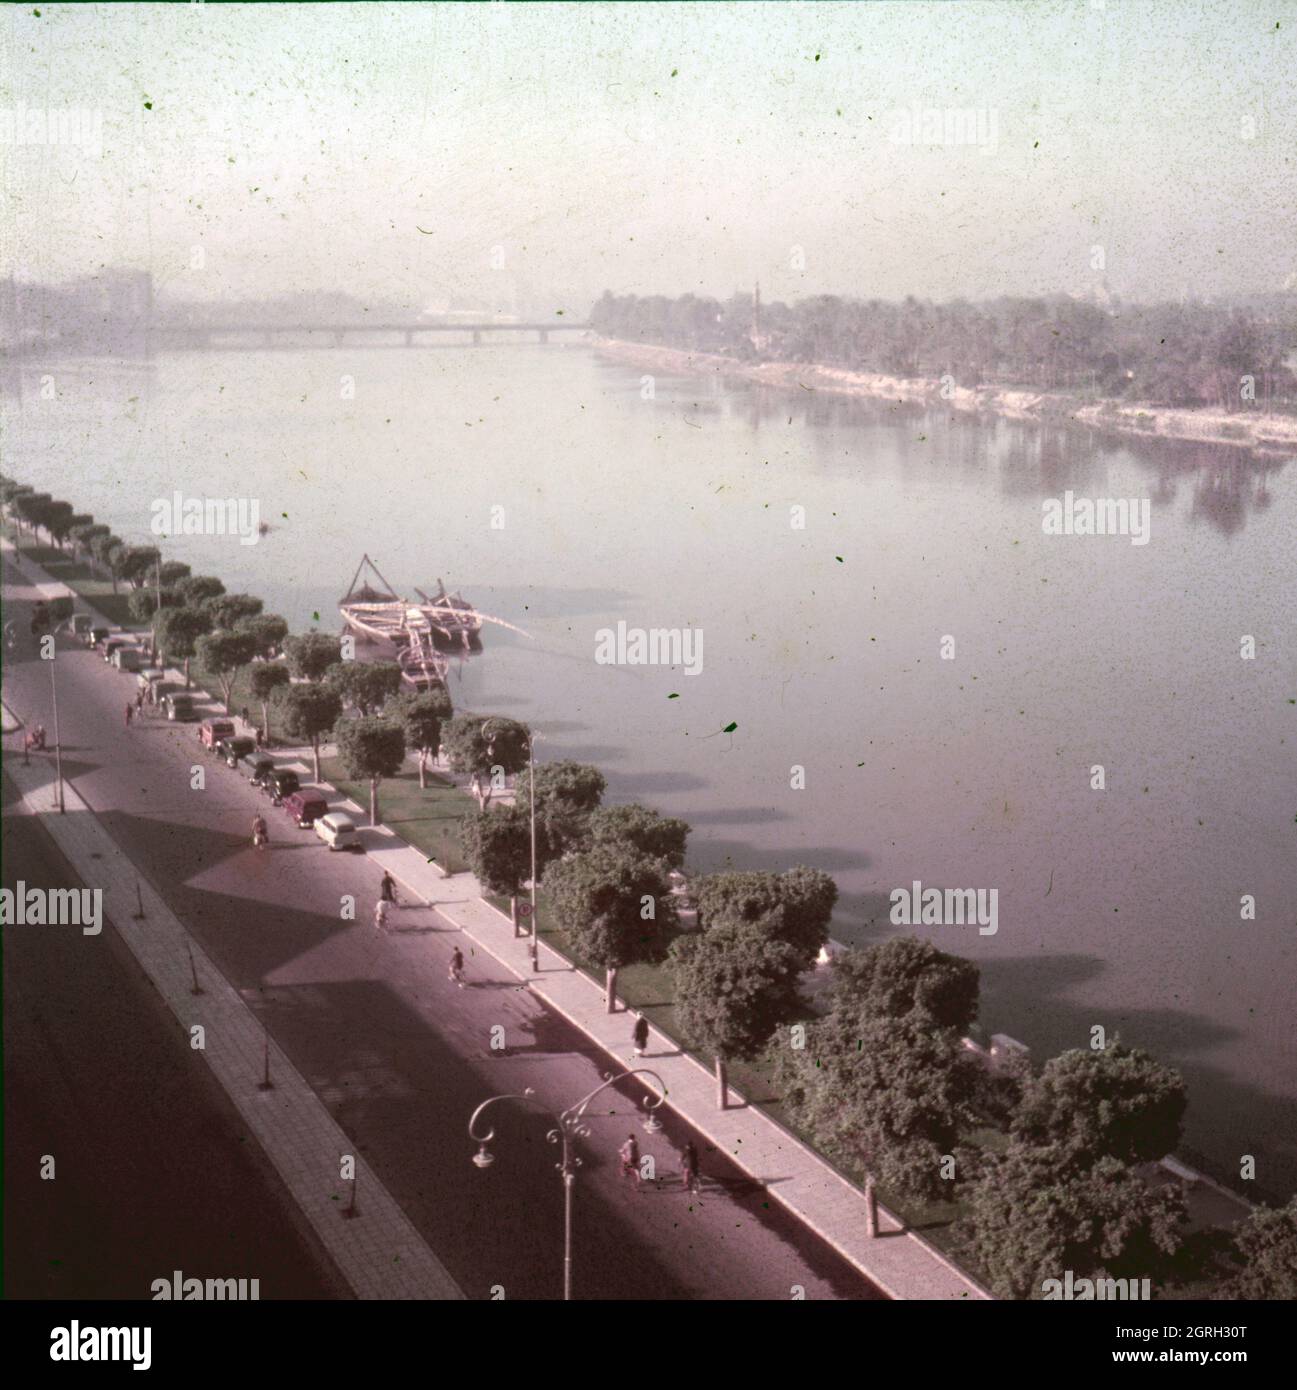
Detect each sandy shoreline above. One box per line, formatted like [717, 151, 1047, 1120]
[592, 336, 1297, 457]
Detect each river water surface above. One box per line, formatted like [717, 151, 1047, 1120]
[4, 344, 1294, 1190]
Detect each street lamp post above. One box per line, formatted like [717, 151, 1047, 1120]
[48, 648, 64, 813]
[482, 718, 540, 972]
[468, 1069, 666, 1301]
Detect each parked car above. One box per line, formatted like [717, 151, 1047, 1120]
[199, 718, 236, 750]
[247, 755, 276, 788]
[87, 626, 110, 649]
[68, 613, 93, 638]
[282, 789, 329, 828]
[266, 768, 301, 804]
[137, 668, 166, 696]
[164, 693, 197, 722]
[112, 645, 142, 672]
[103, 637, 128, 662]
[315, 812, 359, 852]
[215, 735, 256, 768]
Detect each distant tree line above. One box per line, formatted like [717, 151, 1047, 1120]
[590, 289, 1297, 411]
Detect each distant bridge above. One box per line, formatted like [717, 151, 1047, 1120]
[155, 321, 590, 350]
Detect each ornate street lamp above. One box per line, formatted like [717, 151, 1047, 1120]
[468, 1068, 666, 1300]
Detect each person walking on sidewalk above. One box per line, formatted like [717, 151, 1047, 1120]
[374, 898, 389, 932]
[619, 1134, 641, 1188]
[681, 1139, 700, 1194]
[124, 702, 134, 728]
[379, 871, 398, 906]
[448, 945, 465, 988]
[631, 1013, 649, 1057]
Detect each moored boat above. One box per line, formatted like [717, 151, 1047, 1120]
[340, 555, 531, 653]
[416, 581, 483, 650]
[398, 631, 450, 692]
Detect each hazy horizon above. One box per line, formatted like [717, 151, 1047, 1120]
[2, 1, 1294, 315]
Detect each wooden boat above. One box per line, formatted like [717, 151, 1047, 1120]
[339, 555, 415, 648]
[416, 580, 483, 650]
[398, 630, 450, 692]
[339, 554, 531, 652]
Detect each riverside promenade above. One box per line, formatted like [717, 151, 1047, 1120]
[2, 535, 988, 1301]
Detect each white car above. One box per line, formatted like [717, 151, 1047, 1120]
[315, 811, 358, 852]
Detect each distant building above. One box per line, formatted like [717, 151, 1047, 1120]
[748, 282, 771, 355]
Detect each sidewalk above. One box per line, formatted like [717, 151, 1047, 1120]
[1, 712, 463, 1301]
[2, 536, 988, 1300]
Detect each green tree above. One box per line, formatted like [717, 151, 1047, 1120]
[128, 586, 175, 628]
[776, 1011, 978, 1232]
[587, 803, 690, 868]
[544, 843, 672, 1012]
[1012, 1044, 1187, 1173]
[672, 919, 803, 1109]
[461, 805, 532, 930]
[514, 759, 606, 855]
[335, 716, 406, 826]
[394, 688, 452, 787]
[203, 592, 264, 630]
[695, 866, 837, 969]
[158, 560, 192, 587]
[155, 605, 212, 687]
[43, 500, 75, 547]
[249, 663, 291, 741]
[14, 491, 52, 537]
[237, 613, 289, 660]
[70, 521, 109, 561]
[284, 631, 342, 682]
[961, 1147, 1186, 1299]
[196, 630, 259, 714]
[116, 545, 161, 590]
[1224, 1197, 1297, 1300]
[274, 683, 342, 781]
[89, 530, 123, 589]
[326, 659, 402, 717]
[443, 715, 529, 808]
[174, 574, 226, 607]
[827, 937, 979, 1033]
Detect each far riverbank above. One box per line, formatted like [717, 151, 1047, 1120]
[592, 336, 1297, 456]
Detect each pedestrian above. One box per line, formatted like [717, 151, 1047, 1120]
[448, 946, 465, 988]
[681, 1140, 700, 1194]
[379, 871, 398, 905]
[619, 1133, 640, 1187]
[125, 702, 133, 727]
[374, 898, 389, 932]
[241, 706, 251, 728]
[254, 725, 265, 749]
[135, 688, 145, 712]
[632, 1012, 649, 1057]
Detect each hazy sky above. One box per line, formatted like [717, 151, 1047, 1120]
[1, 1, 1293, 312]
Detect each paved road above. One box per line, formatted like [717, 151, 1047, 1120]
[2, 778, 349, 1299]
[2, 555, 882, 1300]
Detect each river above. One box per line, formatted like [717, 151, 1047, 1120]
[4, 343, 1294, 1192]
